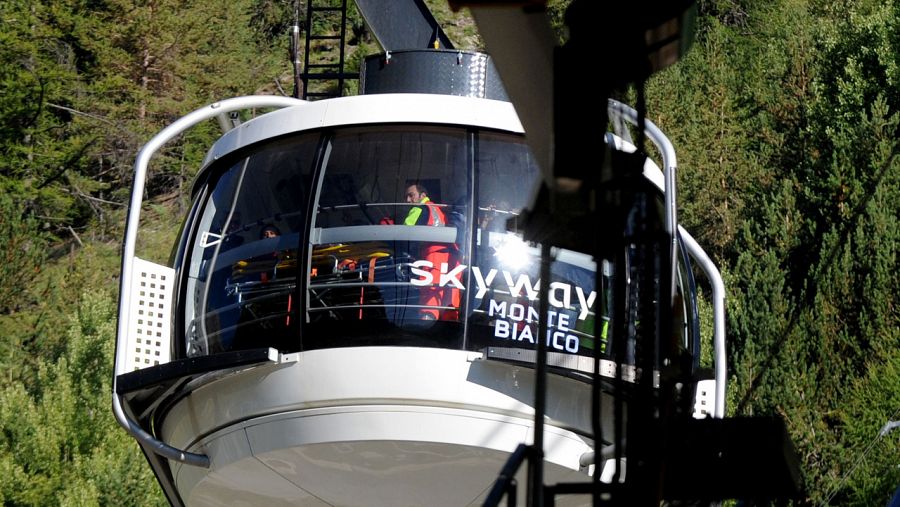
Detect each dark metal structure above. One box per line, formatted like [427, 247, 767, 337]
[354, 0, 454, 50]
[360, 49, 508, 100]
[299, 0, 356, 99]
[463, 0, 803, 505]
[297, 0, 456, 100]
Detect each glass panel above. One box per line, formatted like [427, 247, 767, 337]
[466, 133, 607, 367]
[675, 242, 699, 364]
[305, 127, 469, 349]
[183, 134, 318, 356]
[174, 122, 694, 375]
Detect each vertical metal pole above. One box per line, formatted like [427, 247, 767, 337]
[462, 131, 477, 349]
[529, 242, 552, 507]
[591, 253, 605, 505]
[291, 0, 302, 99]
[611, 242, 628, 489]
[302, 0, 314, 99]
[338, 0, 348, 96]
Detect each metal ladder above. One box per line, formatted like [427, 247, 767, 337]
[300, 0, 357, 100]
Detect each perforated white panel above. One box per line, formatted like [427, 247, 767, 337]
[692, 379, 716, 419]
[125, 257, 174, 371]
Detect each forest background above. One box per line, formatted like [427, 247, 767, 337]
[0, 0, 897, 504]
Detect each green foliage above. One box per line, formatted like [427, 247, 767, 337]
[0, 194, 46, 315]
[646, 1, 899, 503]
[0, 292, 165, 506]
[694, 287, 715, 369]
[424, 0, 484, 50]
[250, 0, 294, 45]
[834, 352, 900, 505]
[0, 0, 289, 242]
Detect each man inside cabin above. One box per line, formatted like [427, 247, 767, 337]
[403, 182, 445, 226]
[402, 182, 460, 320]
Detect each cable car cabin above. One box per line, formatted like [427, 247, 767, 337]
[114, 86, 726, 505]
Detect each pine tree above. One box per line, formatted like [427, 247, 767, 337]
[0, 292, 166, 506]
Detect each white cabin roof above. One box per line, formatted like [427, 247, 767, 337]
[201, 94, 525, 171]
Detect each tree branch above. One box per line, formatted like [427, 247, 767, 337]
[45, 103, 138, 140]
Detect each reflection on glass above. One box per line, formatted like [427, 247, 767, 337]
[183, 135, 317, 356]
[178, 125, 696, 377]
[304, 127, 468, 349]
[465, 133, 606, 364]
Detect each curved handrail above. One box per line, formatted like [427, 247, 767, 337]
[606, 101, 726, 418]
[678, 227, 727, 418]
[607, 98, 679, 301]
[113, 96, 305, 467]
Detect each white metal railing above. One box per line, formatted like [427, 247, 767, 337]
[607, 100, 727, 419]
[679, 228, 727, 418]
[113, 96, 305, 467]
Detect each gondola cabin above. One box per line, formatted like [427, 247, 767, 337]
[113, 51, 725, 506]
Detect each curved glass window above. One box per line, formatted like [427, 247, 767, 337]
[466, 132, 604, 367]
[182, 134, 318, 356]
[179, 124, 697, 376]
[305, 127, 469, 349]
